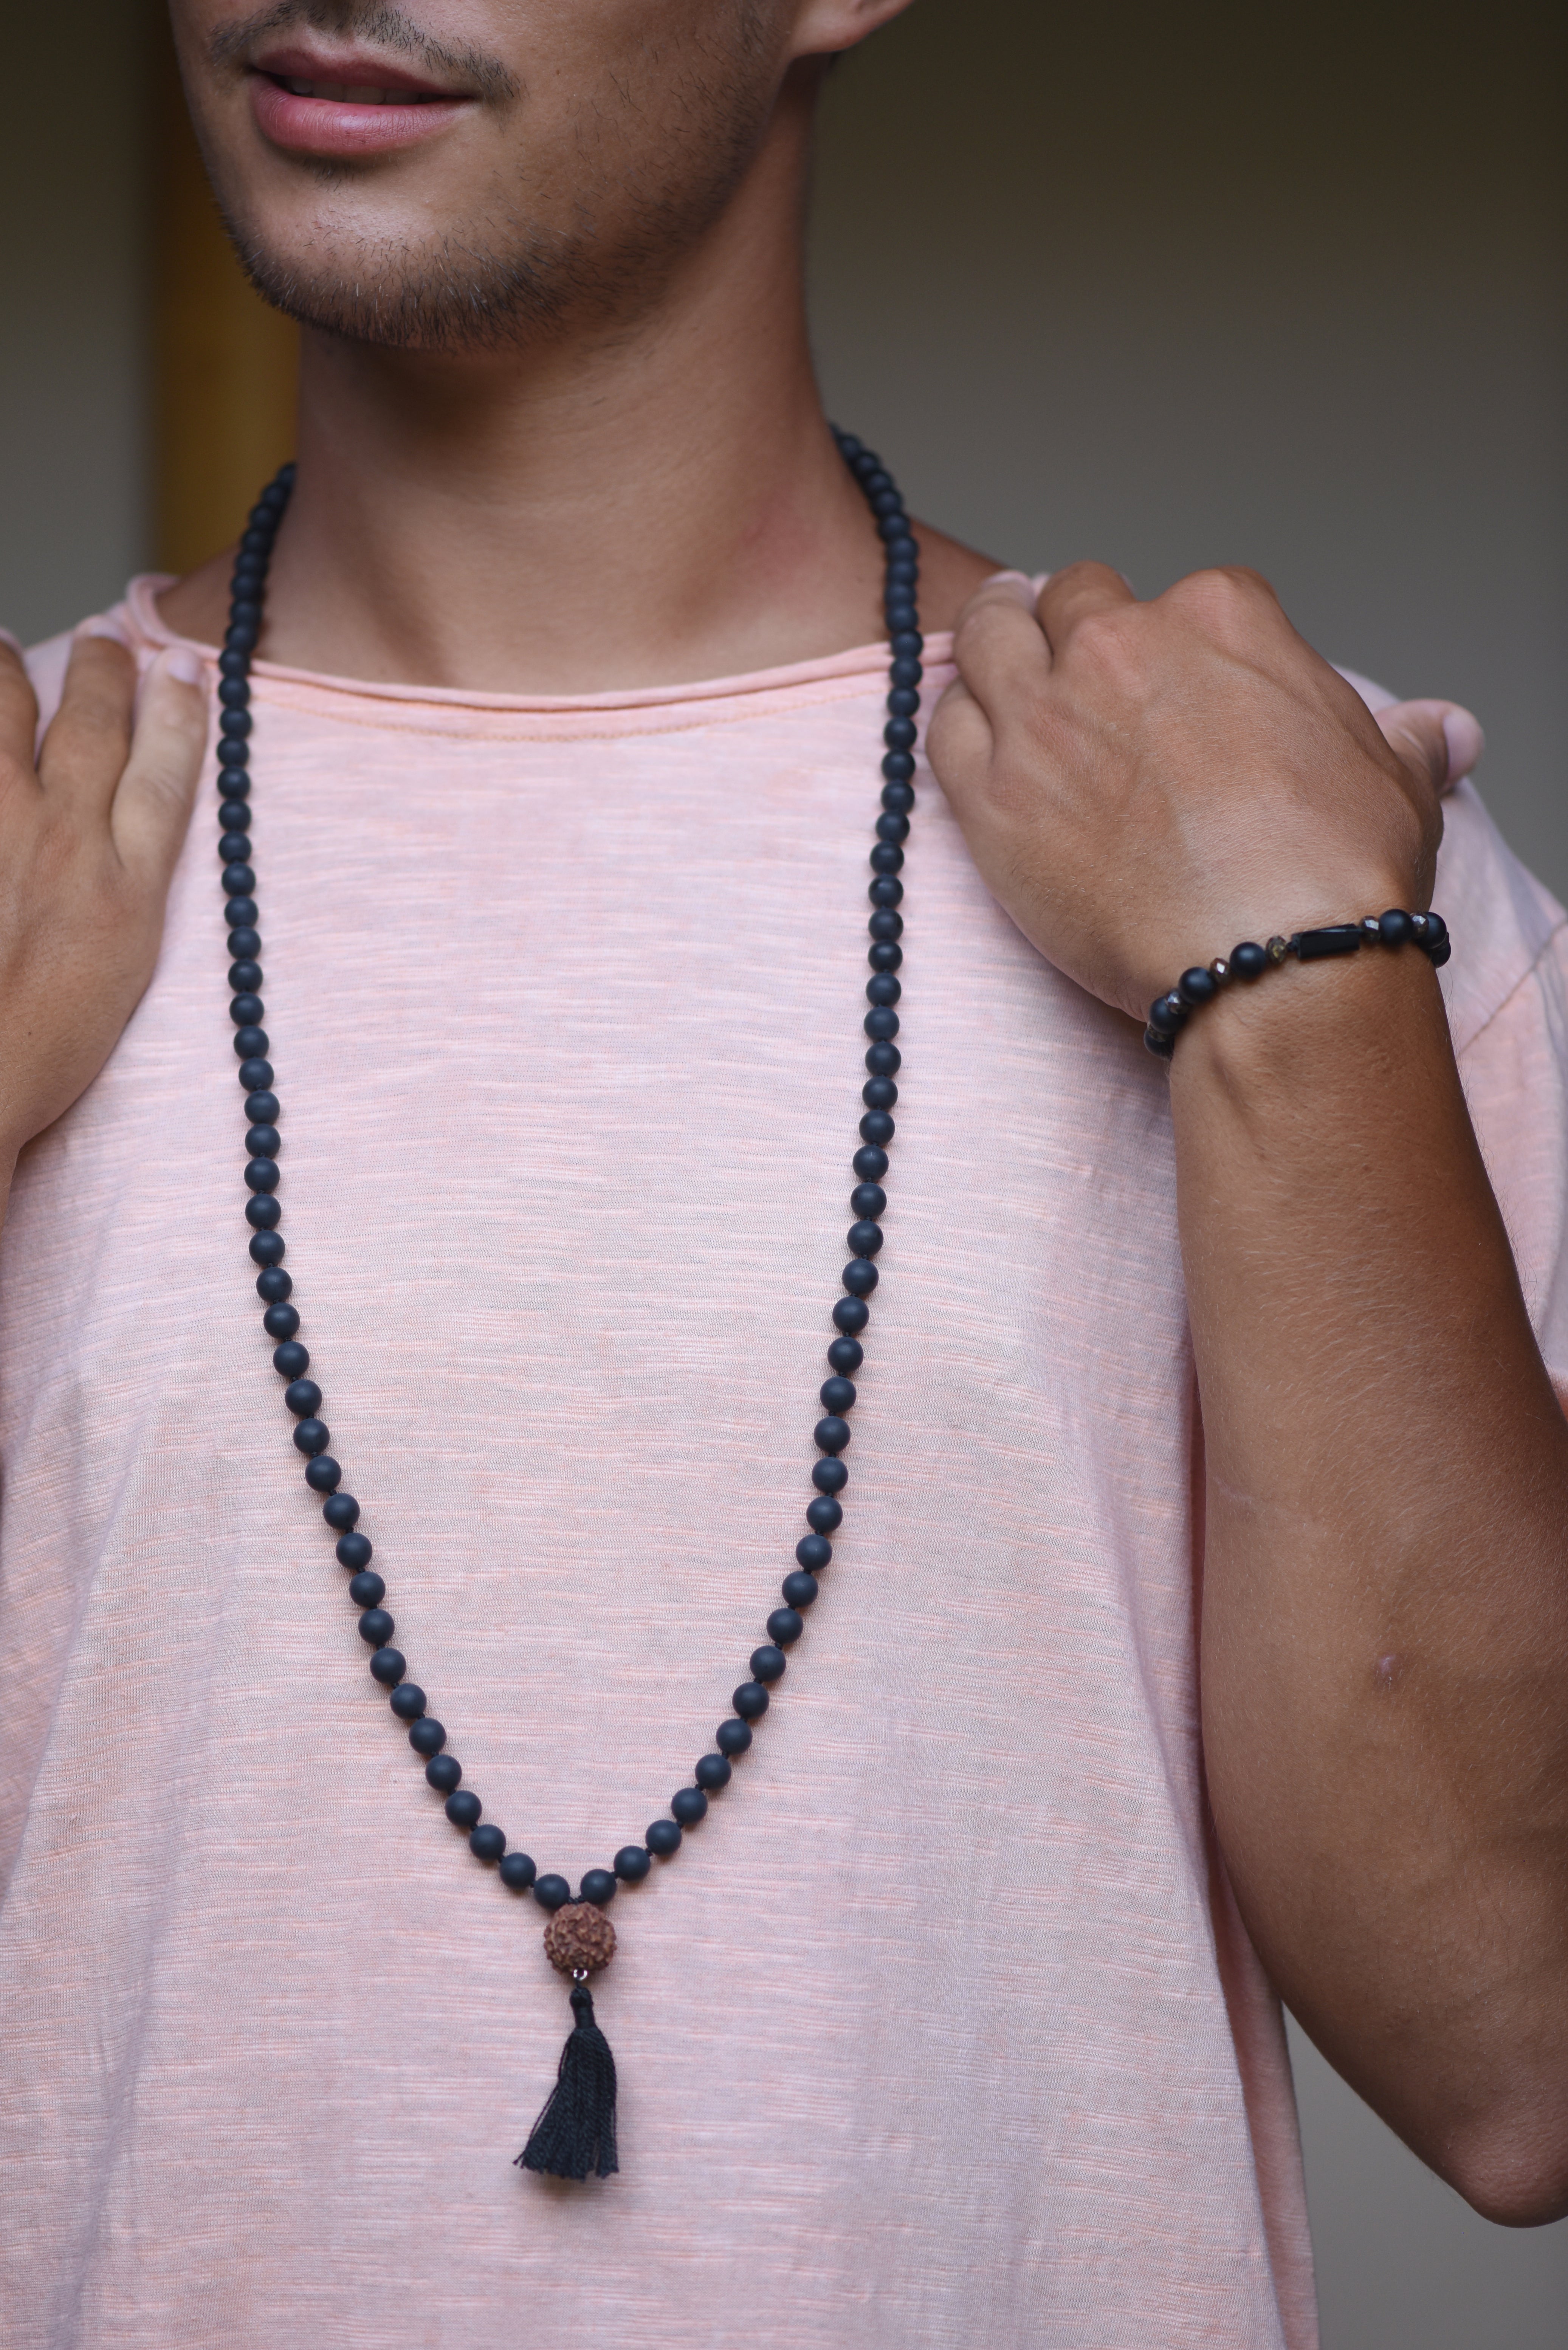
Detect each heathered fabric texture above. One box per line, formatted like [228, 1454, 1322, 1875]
[4, 577, 1566, 2349]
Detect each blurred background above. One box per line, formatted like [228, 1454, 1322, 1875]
[1, 1, 1565, 2337]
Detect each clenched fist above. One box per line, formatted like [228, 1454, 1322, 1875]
[926, 562, 1483, 1025]
[0, 628, 209, 1204]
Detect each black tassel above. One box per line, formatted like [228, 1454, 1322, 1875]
[517, 1980, 618, 2181]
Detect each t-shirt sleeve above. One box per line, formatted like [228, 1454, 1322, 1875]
[1435, 782, 1568, 1392]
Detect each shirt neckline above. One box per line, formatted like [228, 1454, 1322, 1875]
[122, 574, 956, 718]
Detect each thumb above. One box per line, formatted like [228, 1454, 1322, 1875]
[1375, 698, 1484, 798]
[111, 646, 210, 884]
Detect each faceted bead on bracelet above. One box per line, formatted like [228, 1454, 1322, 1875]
[544, 1903, 616, 1974]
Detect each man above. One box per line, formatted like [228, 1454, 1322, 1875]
[2, 2, 1565, 2343]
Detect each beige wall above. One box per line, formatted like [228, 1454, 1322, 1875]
[0, 5, 1565, 2338]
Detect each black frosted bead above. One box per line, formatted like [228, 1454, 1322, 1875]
[263, 1302, 300, 1339]
[614, 1845, 651, 1882]
[750, 1645, 787, 1682]
[336, 1532, 373, 1570]
[881, 785, 915, 822]
[445, 1790, 482, 1829]
[820, 1377, 857, 1412]
[867, 852, 904, 885]
[865, 1039, 902, 1073]
[1177, 966, 1219, 1008]
[221, 843, 255, 876]
[812, 1456, 848, 1494]
[293, 1418, 330, 1455]
[370, 1647, 405, 1686]
[246, 1195, 280, 1231]
[782, 1570, 819, 1608]
[255, 1266, 291, 1304]
[322, 1492, 359, 1528]
[671, 1786, 709, 1825]
[645, 1819, 682, 1857]
[228, 959, 262, 992]
[1378, 907, 1414, 944]
[847, 1220, 883, 1257]
[832, 1297, 869, 1336]
[229, 927, 262, 961]
[470, 1825, 506, 1862]
[883, 719, 916, 753]
[1147, 994, 1185, 1037]
[733, 1681, 770, 1721]
[581, 1868, 618, 1904]
[426, 1754, 462, 1792]
[889, 657, 923, 690]
[358, 1607, 395, 1646]
[500, 1851, 537, 1890]
[716, 1718, 753, 1756]
[410, 1718, 446, 1756]
[304, 1454, 341, 1493]
[284, 1378, 321, 1417]
[826, 1336, 864, 1373]
[245, 1088, 280, 1124]
[250, 1232, 285, 1267]
[866, 972, 902, 1006]
[347, 1570, 385, 1607]
[886, 688, 920, 720]
[223, 865, 257, 899]
[882, 749, 916, 783]
[868, 941, 903, 973]
[795, 1534, 833, 1570]
[272, 1340, 309, 1378]
[862, 1071, 898, 1104]
[238, 1056, 273, 1091]
[842, 1257, 879, 1296]
[390, 1683, 425, 1721]
[534, 1873, 572, 1910]
[850, 1185, 886, 1222]
[815, 1415, 851, 1455]
[767, 1607, 804, 1646]
[806, 1494, 843, 1532]
[232, 1021, 268, 1059]
[695, 1753, 731, 1792]
[247, 1124, 282, 1158]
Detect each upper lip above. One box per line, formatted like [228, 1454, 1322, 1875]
[248, 42, 474, 101]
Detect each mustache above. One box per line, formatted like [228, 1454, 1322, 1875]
[209, 2, 521, 104]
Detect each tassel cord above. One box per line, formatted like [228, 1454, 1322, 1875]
[517, 1976, 619, 2181]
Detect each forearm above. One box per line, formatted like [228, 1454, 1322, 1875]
[1174, 947, 1568, 2220]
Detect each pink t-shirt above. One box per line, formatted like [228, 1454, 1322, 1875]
[5, 578, 1567, 2350]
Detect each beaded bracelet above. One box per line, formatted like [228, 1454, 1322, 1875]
[1143, 907, 1451, 1057]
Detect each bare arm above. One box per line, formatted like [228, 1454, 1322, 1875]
[0, 630, 209, 1215]
[927, 563, 1568, 2223]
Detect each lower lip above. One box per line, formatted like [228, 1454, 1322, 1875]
[250, 75, 470, 157]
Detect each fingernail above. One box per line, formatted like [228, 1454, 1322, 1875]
[161, 646, 205, 687]
[76, 615, 130, 644]
[982, 569, 1037, 604]
[1442, 709, 1484, 782]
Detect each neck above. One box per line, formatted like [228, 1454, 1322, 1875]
[160, 81, 994, 693]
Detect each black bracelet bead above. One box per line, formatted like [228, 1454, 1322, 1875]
[781, 1571, 819, 1609]
[613, 1845, 651, 1882]
[293, 1418, 330, 1455]
[812, 1457, 848, 1495]
[247, 1124, 282, 1157]
[767, 1607, 804, 1645]
[795, 1535, 833, 1570]
[750, 1645, 787, 1683]
[244, 1151, 277, 1189]
[336, 1532, 373, 1570]
[865, 1037, 901, 1072]
[819, 1377, 856, 1412]
[715, 1719, 753, 1756]
[263, 1303, 300, 1339]
[500, 1850, 537, 1890]
[827, 1340, 865, 1378]
[322, 1492, 359, 1528]
[533, 1873, 572, 1910]
[645, 1820, 682, 1857]
[347, 1570, 385, 1607]
[733, 1682, 770, 1720]
[245, 1088, 280, 1124]
[694, 1754, 732, 1792]
[370, 1647, 406, 1686]
[868, 942, 902, 973]
[390, 1683, 426, 1721]
[471, 1825, 506, 1862]
[805, 1495, 843, 1533]
[671, 1787, 709, 1825]
[250, 1232, 286, 1268]
[272, 1340, 308, 1378]
[284, 1378, 321, 1417]
[246, 1195, 281, 1230]
[305, 1455, 341, 1493]
[814, 1416, 851, 1454]
[849, 1183, 886, 1219]
[229, 928, 263, 962]
[445, 1790, 482, 1829]
[832, 1299, 869, 1336]
[426, 1754, 461, 1792]
[581, 1867, 618, 1904]
[1378, 907, 1413, 944]
[841, 1260, 878, 1298]
[846, 1221, 883, 1258]
[410, 1718, 446, 1756]
[358, 1608, 395, 1646]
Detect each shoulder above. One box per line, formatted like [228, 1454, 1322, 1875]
[22, 580, 177, 731]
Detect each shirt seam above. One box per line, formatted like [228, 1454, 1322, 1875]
[1455, 913, 1568, 1059]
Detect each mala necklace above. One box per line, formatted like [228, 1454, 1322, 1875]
[213, 432, 922, 2181]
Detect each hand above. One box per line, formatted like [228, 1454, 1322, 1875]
[925, 563, 1484, 1023]
[0, 628, 209, 1192]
